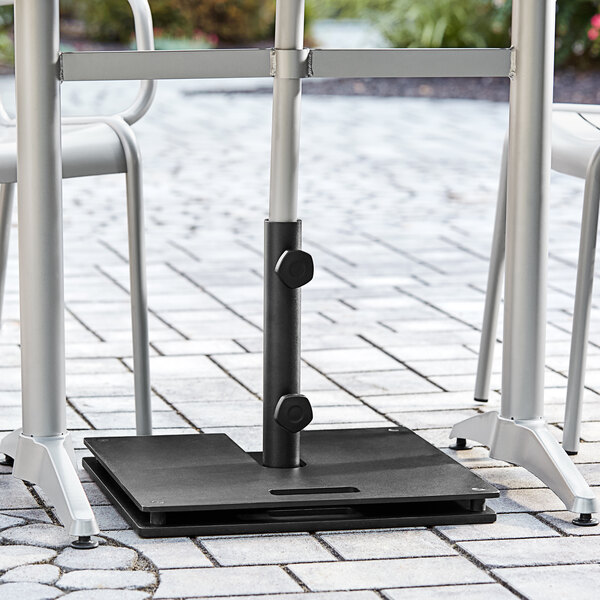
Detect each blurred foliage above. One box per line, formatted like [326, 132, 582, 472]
[0, 0, 80, 66]
[306, 0, 389, 19]
[553, 0, 600, 65]
[0, 1, 599, 69]
[373, 0, 509, 49]
[146, 31, 218, 50]
[0, 5, 13, 67]
[74, 0, 277, 44]
[307, 0, 600, 67]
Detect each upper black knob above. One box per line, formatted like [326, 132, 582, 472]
[274, 394, 313, 433]
[275, 250, 314, 289]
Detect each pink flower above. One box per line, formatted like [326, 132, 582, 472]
[589, 27, 599, 41]
[592, 14, 600, 28]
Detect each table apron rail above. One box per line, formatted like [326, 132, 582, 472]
[59, 47, 513, 82]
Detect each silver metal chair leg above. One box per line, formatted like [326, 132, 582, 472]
[474, 139, 508, 402]
[104, 117, 152, 436]
[12, 0, 99, 542]
[0, 183, 15, 329]
[563, 149, 600, 454]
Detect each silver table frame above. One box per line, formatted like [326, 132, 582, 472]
[5, 0, 596, 537]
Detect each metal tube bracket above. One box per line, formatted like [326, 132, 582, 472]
[270, 48, 311, 79]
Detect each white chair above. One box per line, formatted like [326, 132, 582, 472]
[0, 0, 156, 437]
[474, 104, 600, 455]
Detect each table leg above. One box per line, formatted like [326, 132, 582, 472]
[452, 0, 598, 518]
[6, 0, 98, 541]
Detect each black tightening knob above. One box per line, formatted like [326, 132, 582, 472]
[275, 250, 314, 289]
[274, 394, 313, 433]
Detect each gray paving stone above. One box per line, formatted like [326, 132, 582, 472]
[0, 509, 53, 523]
[107, 530, 212, 568]
[383, 583, 517, 599]
[55, 545, 137, 570]
[0, 564, 60, 584]
[288, 556, 492, 590]
[91, 505, 130, 530]
[188, 593, 380, 600]
[389, 409, 480, 430]
[57, 569, 156, 591]
[441, 445, 508, 468]
[303, 348, 402, 373]
[436, 513, 560, 541]
[493, 564, 600, 600]
[0, 583, 61, 600]
[0, 476, 39, 509]
[0, 513, 25, 530]
[125, 355, 224, 379]
[571, 442, 600, 464]
[330, 370, 440, 396]
[459, 536, 600, 567]
[154, 566, 302, 598]
[364, 391, 485, 412]
[154, 377, 253, 403]
[60, 590, 150, 600]
[474, 466, 546, 489]
[0, 523, 75, 549]
[85, 409, 189, 430]
[0, 545, 57, 571]
[201, 533, 335, 565]
[70, 395, 168, 414]
[538, 511, 600, 535]
[311, 405, 388, 425]
[306, 390, 361, 407]
[319, 529, 455, 559]
[66, 372, 136, 397]
[182, 400, 262, 428]
[487, 488, 567, 513]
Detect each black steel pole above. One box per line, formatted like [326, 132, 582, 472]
[263, 220, 304, 467]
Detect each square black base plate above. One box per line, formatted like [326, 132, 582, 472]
[83, 427, 498, 537]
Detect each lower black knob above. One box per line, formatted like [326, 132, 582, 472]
[274, 394, 313, 433]
[275, 250, 314, 289]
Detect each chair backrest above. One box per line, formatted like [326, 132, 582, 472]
[0, 0, 157, 126]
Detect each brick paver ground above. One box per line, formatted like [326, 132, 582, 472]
[0, 77, 598, 599]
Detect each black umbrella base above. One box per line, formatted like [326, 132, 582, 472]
[83, 427, 498, 537]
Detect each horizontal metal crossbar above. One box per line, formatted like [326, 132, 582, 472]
[310, 48, 512, 79]
[60, 49, 271, 81]
[60, 47, 513, 82]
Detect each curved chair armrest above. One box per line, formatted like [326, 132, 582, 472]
[0, 0, 157, 127]
[120, 0, 157, 125]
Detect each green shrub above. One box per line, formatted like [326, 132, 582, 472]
[74, 0, 277, 44]
[480, 0, 600, 66]
[554, 0, 600, 66]
[307, 0, 389, 20]
[0, 6, 13, 67]
[373, 0, 508, 49]
[178, 0, 276, 43]
[148, 31, 217, 50]
[0, 0, 80, 66]
[307, 0, 600, 67]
